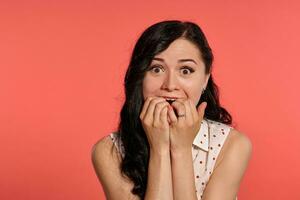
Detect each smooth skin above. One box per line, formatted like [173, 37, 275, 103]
[168, 98, 207, 200]
[139, 97, 173, 199]
[139, 96, 207, 200]
[91, 38, 252, 200]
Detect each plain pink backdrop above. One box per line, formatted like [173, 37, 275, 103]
[1, 0, 300, 199]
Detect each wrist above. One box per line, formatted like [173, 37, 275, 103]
[170, 146, 192, 158]
[149, 146, 170, 156]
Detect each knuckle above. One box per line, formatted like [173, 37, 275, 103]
[150, 97, 160, 103]
[156, 101, 168, 108]
[156, 97, 166, 102]
[178, 101, 184, 106]
[153, 122, 160, 128]
[147, 96, 154, 101]
[187, 121, 194, 127]
[145, 97, 151, 104]
[152, 98, 166, 106]
[148, 98, 155, 104]
[184, 100, 189, 105]
[143, 119, 151, 126]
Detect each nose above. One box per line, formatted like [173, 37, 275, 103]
[161, 71, 179, 91]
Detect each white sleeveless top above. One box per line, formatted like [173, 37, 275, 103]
[109, 118, 237, 200]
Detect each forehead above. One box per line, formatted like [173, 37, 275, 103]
[154, 38, 202, 61]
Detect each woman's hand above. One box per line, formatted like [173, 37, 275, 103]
[140, 97, 171, 153]
[167, 99, 207, 152]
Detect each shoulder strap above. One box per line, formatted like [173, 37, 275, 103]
[109, 132, 125, 158]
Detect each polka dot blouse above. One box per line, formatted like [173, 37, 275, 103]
[109, 118, 237, 200]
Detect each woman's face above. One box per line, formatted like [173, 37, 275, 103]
[142, 38, 210, 106]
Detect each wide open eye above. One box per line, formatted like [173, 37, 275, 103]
[148, 65, 164, 73]
[180, 66, 195, 75]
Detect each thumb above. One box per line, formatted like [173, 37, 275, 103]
[197, 101, 207, 118]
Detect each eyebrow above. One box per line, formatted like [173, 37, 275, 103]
[153, 57, 198, 65]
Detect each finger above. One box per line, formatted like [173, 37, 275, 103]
[168, 104, 177, 124]
[167, 115, 171, 124]
[184, 99, 193, 123]
[153, 101, 169, 126]
[188, 99, 198, 121]
[197, 101, 207, 120]
[176, 99, 193, 123]
[144, 97, 166, 123]
[140, 96, 155, 120]
[170, 100, 186, 123]
[161, 106, 169, 126]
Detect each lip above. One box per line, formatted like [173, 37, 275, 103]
[160, 96, 180, 99]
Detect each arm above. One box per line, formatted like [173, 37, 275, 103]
[202, 129, 252, 200]
[167, 99, 207, 200]
[141, 97, 174, 199]
[171, 148, 197, 200]
[145, 148, 173, 200]
[91, 136, 173, 200]
[91, 136, 139, 200]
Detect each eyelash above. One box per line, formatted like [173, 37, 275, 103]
[148, 65, 195, 74]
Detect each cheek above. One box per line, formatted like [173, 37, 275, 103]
[142, 77, 161, 99]
[184, 85, 202, 106]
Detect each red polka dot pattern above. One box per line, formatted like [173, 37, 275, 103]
[190, 119, 236, 199]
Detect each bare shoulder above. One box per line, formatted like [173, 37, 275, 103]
[91, 135, 119, 184]
[203, 128, 252, 199]
[227, 128, 252, 158]
[91, 135, 120, 164]
[215, 128, 252, 170]
[91, 134, 138, 200]
[226, 128, 252, 151]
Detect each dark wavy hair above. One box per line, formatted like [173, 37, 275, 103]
[115, 20, 232, 199]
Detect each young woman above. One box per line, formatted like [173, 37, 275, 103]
[91, 20, 252, 200]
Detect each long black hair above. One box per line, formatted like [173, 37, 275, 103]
[115, 20, 232, 199]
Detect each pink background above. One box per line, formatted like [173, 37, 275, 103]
[1, 0, 300, 199]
